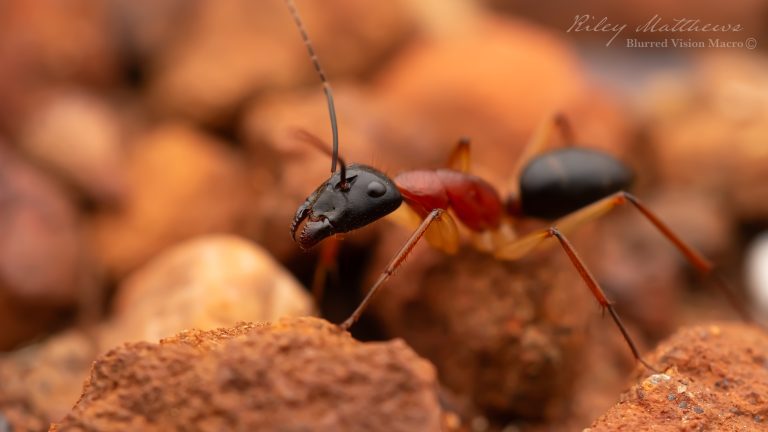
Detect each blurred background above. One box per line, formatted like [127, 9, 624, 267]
[0, 0, 767, 430]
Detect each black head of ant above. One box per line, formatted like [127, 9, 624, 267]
[290, 161, 402, 250]
[285, 0, 403, 250]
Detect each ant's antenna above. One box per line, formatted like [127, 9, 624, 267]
[284, 0, 340, 175]
[292, 129, 349, 190]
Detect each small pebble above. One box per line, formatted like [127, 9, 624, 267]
[693, 406, 704, 414]
[678, 401, 689, 409]
[677, 384, 687, 393]
[0, 414, 9, 432]
[650, 374, 671, 384]
[756, 415, 763, 423]
[643, 373, 671, 391]
[667, 393, 676, 401]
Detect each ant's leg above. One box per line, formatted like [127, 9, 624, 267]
[444, 137, 518, 252]
[311, 236, 341, 306]
[621, 192, 751, 322]
[496, 191, 752, 321]
[553, 114, 576, 145]
[446, 137, 471, 172]
[340, 208, 445, 330]
[546, 227, 657, 371]
[495, 193, 621, 260]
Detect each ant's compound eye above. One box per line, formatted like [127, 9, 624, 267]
[367, 181, 387, 198]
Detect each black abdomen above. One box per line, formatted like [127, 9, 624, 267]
[519, 148, 633, 219]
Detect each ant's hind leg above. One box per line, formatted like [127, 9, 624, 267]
[497, 191, 752, 321]
[494, 214, 659, 369]
[547, 227, 657, 371]
[494, 190, 755, 368]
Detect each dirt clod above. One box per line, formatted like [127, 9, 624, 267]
[589, 323, 768, 431]
[52, 318, 442, 432]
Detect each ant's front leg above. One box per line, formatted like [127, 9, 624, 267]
[340, 208, 453, 330]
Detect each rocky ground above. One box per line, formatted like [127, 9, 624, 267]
[51, 318, 443, 432]
[0, 0, 767, 431]
[589, 323, 768, 431]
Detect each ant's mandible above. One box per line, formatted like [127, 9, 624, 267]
[284, 0, 751, 371]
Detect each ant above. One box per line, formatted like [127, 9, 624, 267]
[284, 0, 751, 371]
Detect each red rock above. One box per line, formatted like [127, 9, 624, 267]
[52, 318, 442, 432]
[89, 123, 251, 277]
[19, 90, 127, 203]
[0, 146, 90, 349]
[104, 235, 315, 345]
[0, 0, 119, 135]
[0, 145, 83, 306]
[0, 236, 315, 429]
[147, 0, 416, 125]
[589, 323, 768, 431]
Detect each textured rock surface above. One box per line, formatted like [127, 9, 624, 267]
[53, 318, 442, 432]
[0, 236, 315, 430]
[589, 323, 768, 431]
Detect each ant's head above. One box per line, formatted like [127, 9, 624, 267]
[291, 164, 402, 250]
[285, 2, 401, 249]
